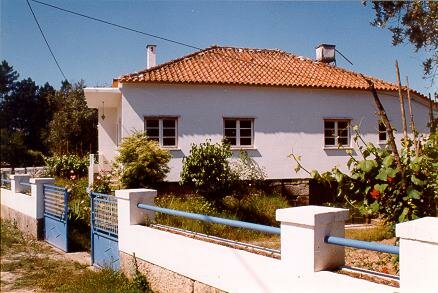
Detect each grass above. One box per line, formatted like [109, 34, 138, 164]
[154, 193, 288, 242]
[345, 224, 394, 242]
[0, 219, 151, 292]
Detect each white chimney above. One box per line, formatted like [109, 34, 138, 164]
[316, 44, 336, 64]
[146, 44, 156, 69]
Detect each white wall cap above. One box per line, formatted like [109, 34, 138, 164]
[115, 188, 157, 200]
[29, 178, 55, 184]
[276, 205, 349, 226]
[84, 87, 121, 94]
[396, 217, 438, 243]
[10, 174, 31, 179]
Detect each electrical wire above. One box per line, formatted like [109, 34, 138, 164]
[30, 0, 202, 51]
[29, 0, 371, 89]
[26, 0, 67, 80]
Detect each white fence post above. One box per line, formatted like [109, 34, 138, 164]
[396, 217, 438, 292]
[88, 154, 95, 187]
[11, 174, 31, 194]
[30, 178, 55, 219]
[276, 205, 349, 276]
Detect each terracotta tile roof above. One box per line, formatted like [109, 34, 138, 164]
[118, 46, 424, 97]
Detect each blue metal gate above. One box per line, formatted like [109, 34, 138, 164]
[90, 192, 119, 270]
[43, 184, 69, 252]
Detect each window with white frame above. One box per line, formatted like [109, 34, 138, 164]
[324, 119, 351, 147]
[224, 118, 254, 147]
[144, 117, 177, 147]
[378, 121, 387, 143]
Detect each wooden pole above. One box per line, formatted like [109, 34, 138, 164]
[405, 77, 418, 156]
[364, 76, 402, 170]
[395, 61, 408, 152]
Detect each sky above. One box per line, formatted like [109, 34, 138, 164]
[1, 0, 436, 96]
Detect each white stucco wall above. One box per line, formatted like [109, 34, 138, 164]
[116, 83, 429, 182]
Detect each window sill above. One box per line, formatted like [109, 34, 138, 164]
[323, 146, 353, 150]
[230, 146, 257, 151]
[162, 147, 181, 151]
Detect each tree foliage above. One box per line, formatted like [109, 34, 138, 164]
[370, 1, 438, 78]
[46, 81, 97, 155]
[114, 132, 171, 188]
[180, 140, 238, 201]
[0, 60, 54, 166]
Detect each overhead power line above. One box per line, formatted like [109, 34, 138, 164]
[29, 0, 361, 88]
[26, 0, 67, 80]
[30, 0, 202, 51]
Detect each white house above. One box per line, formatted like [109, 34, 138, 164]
[85, 44, 430, 182]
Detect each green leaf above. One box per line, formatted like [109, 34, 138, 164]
[382, 155, 394, 167]
[398, 207, 409, 223]
[410, 175, 426, 186]
[375, 167, 398, 181]
[358, 160, 378, 173]
[407, 187, 421, 199]
[374, 183, 388, 193]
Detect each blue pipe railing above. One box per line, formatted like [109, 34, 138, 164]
[325, 236, 399, 255]
[137, 203, 281, 235]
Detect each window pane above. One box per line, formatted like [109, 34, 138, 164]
[146, 129, 159, 137]
[240, 129, 252, 137]
[240, 120, 252, 128]
[240, 137, 252, 146]
[338, 137, 348, 146]
[225, 137, 236, 145]
[163, 138, 175, 146]
[163, 119, 175, 128]
[324, 129, 335, 137]
[149, 137, 159, 143]
[338, 121, 349, 129]
[224, 120, 236, 128]
[338, 129, 348, 137]
[146, 119, 159, 127]
[325, 137, 335, 146]
[225, 129, 236, 137]
[379, 122, 386, 131]
[379, 133, 387, 141]
[324, 121, 335, 129]
[163, 128, 175, 136]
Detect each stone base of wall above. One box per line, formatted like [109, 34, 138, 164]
[0, 205, 43, 239]
[120, 251, 225, 293]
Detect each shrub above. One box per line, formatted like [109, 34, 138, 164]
[114, 132, 171, 188]
[231, 150, 267, 195]
[180, 140, 237, 201]
[293, 127, 438, 228]
[91, 170, 112, 194]
[44, 154, 88, 178]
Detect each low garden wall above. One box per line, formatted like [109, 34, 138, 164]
[0, 175, 54, 239]
[114, 189, 438, 293]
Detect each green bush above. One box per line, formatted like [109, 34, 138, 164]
[115, 132, 171, 188]
[180, 140, 237, 201]
[231, 150, 267, 195]
[44, 154, 89, 178]
[91, 170, 112, 194]
[294, 128, 438, 228]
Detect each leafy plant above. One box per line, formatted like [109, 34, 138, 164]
[231, 150, 267, 194]
[44, 154, 89, 178]
[292, 127, 437, 228]
[180, 140, 237, 201]
[114, 132, 171, 188]
[91, 170, 113, 194]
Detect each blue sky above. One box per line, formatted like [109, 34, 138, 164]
[1, 0, 435, 95]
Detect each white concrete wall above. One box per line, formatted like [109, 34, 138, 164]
[97, 106, 119, 165]
[0, 177, 54, 219]
[119, 83, 429, 181]
[116, 189, 395, 293]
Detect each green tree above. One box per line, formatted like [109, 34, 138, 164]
[370, 1, 438, 78]
[0, 61, 55, 166]
[46, 81, 97, 155]
[180, 140, 237, 201]
[114, 132, 171, 188]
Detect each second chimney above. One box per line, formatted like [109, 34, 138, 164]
[147, 45, 157, 69]
[315, 44, 336, 64]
